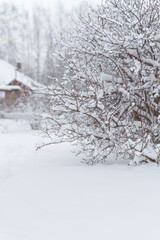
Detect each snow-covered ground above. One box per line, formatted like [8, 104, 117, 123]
[0, 119, 160, 240]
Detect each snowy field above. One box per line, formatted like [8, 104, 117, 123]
[0, 120, 160, 240]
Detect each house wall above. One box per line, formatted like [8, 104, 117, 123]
[5, 90, 21, 101]
[8, 80, 31, 96]
[4, 80, 32, 107]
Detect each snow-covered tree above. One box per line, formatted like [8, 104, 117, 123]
[41, 0, 160, 165]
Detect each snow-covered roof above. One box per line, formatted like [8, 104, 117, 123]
[0, 85, 21, 91]
[0, 59, 43, 90]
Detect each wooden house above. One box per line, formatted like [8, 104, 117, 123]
[0, 59, 42, 107]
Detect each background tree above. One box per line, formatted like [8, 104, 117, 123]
[0, 2, 74, 85]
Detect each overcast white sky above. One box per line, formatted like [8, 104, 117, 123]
[1, 0, 100, 11]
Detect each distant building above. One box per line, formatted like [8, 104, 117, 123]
[0, 59, 43, 107]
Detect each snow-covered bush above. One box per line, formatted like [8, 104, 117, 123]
[41, 0, 160, 165]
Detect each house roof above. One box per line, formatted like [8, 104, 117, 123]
[0, 85, 21, 91]
[0, 59, 43, 90]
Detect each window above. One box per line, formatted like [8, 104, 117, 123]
[0, 91, 5, 99]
